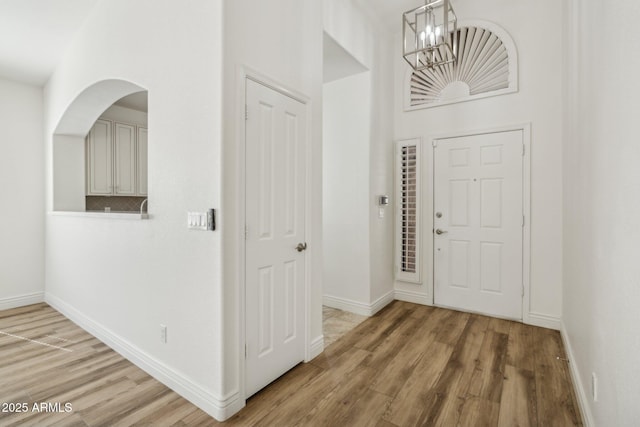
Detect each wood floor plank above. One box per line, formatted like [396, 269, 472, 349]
[361, 312, 424, 370]
[225, 362, 322, 426]
[110, 392, 194, 426]
[488, 317, 513, 335]
[508, 321, 536, 371]
[467, 329, 509, 402]
[435, 308, 472, 346]
[370, 307, 446, 397]
[309, 302, 407, 370]
[498, 365, 538, 427]
[419, 314, 491, 426]
[354, 305, 413, 352]
[382, 341, 454, 426]
[293, 364, 376, 426]
[336, 388, 393, 427]
[226, 348, 370, 426]
[0, 302, 582, 426]
[457, 396, 501, 427]
[533, 327, 583, 426]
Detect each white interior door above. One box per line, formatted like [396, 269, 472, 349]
[245, 78, 307, 397]
[433, 131, 523, 320]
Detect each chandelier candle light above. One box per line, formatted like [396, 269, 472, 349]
[403, 0, 458, 71]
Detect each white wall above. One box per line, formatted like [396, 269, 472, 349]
[43, 0, 227, 420]
[323, 72, 372, 307]
[221, 0, 324, 412]
[52, 135, 84, 212]
[563, 0, 640, 424]
[0, 78, 44, 309]
[393, 0, 564, 328]
[323, 0, 396, 311]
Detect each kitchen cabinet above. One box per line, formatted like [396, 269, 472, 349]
[86, 119, 112, 195]
[86, 119, 148, 196]
[137, 127, 148, 196]
[114, 122, 136, 195]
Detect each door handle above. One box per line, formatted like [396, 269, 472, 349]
[296, 242, 307, 252]
[435, 229, 448, 235]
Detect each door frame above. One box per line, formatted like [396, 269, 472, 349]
[235, 66, 313, 402]
[426, 123, 531, 323]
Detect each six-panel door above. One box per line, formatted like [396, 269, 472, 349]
[245, 79, 307, 397]
[433, 131, 524, 320]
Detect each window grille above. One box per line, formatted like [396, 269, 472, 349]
[404, 22, 518, 111]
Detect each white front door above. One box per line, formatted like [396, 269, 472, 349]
[245, 78, 307, 397]
[433, 131, 523, 320]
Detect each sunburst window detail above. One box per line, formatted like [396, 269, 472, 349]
[404, 21, 518, 110]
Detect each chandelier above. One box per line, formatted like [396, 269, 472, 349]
[403, 0, 458, 71]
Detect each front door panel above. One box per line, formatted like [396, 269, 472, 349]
[434, 131, 523, 320]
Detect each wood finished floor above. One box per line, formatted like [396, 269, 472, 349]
[0, 302, 582, 426]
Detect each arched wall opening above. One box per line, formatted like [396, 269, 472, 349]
[52, 79, 148, 212]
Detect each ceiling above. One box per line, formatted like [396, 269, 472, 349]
[352, 0, 423, 31]
[0, 0, 428, 87]
[0, 0, 99, 86]
[323, 32, 368, 83]
[114, 92, 148, 112]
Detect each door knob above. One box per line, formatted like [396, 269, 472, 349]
[296, 242, 307, 252]
[435, 229, 448, 235]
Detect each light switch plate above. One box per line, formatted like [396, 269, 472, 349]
[187, 212, 207, 230]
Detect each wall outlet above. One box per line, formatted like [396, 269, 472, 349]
[591, 372, 598, 402]
[160, 324, 167, 343]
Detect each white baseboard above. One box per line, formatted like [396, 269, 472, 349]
[323, 291, 394, 317]
[393, 289, 430, 305]
[45, 292, 242, 422]
[308, 335, 324, 361]
[370, 291, 396, 315]
[560, 321, 594, 427]
[526, 311, 561, 330]
[0, 292, 44, 311]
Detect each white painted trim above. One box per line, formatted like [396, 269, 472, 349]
[308, 335, 324, 361]
[323, 291, 394, 317]
[322, 295, 373, 316]
[235, 66, 313, 406]
[0, 292, 44, 311]
[234, 65, 248, 407]
[394, 289, 431, 305]
[370, 291, 395, 315]
[521, 124, 533, 327]
[526, 312, 561, 331]
[45, 292, 241, 421]
[48, 211, 149, 220]
[560, 320, 595, 427]
[429, 123, 532, 323]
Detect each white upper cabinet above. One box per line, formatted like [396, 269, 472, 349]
[86, 119, 113, 195]
[114, 122, 137, 195]
[137, 127, 148, 196]
[86, 120, 148, 197]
